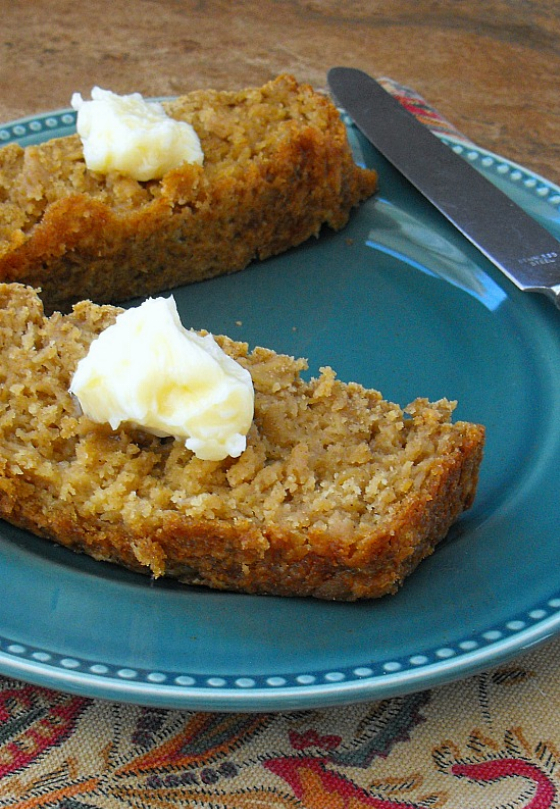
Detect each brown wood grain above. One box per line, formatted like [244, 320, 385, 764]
[1, 0, 559, 182]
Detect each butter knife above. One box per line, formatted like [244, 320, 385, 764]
[328, 67, 560, 310]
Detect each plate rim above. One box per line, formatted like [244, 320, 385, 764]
[1, 604, 558, 711]
[0, 109, 559, 710]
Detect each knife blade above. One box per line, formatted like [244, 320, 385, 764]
[328, 67, 560, 310]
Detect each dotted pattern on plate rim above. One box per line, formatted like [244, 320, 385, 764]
[1, 598, 558, 691]
[448, 141, 560, 206]
[0, 111, 76, 143]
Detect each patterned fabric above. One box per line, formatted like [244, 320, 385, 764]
[1, 80, 558, 807]
[378, 77, 474, 144]
[0, 639, 558, 807]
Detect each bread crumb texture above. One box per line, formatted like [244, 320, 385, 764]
[0, 74, 377, 313]
[0, 285, 485, 600]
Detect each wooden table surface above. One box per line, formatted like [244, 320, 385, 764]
[1, 0, 559, 184]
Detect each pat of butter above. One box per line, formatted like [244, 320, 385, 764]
[71, 87, 203, 181]
[69, 297, 254, 461]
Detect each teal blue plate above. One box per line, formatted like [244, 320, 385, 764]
[0, 109, 559, 711]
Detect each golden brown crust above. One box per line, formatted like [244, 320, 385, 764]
[0, 284, 484, 600]
[0, 75, 377, 313]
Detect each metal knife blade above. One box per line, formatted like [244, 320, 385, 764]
[328, 66, 560, 309]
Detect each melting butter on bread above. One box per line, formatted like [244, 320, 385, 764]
[0, 75, 377, 313]
[0, 284, 484, 600]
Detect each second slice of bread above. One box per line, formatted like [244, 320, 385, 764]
[0, 75, 377, 313]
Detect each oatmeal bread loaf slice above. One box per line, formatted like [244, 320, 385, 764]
[0, 284, 484, 600]
[0, 74, 377, 314]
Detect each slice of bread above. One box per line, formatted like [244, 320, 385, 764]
[0, 75, 377, 314]
[0, 284, 484, 600]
